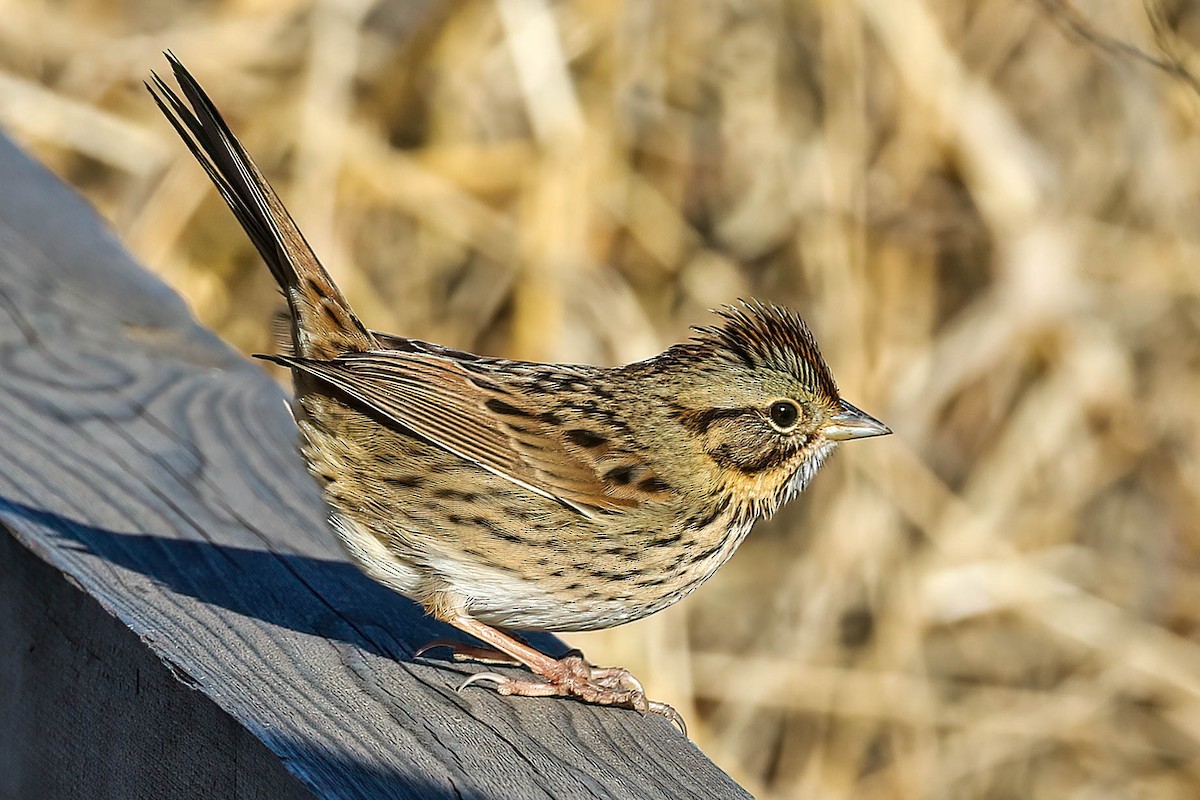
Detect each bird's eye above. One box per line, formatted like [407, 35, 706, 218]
[768, 400, 800, 431]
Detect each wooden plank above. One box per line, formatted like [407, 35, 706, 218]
[0, 526, 314, 800]
[0, 130, 749, 799]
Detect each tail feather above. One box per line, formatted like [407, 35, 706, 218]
[147, 52, 375, 358]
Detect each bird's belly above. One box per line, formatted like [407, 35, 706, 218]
[459, 516, 758, 632]
[324, 487, 758, 634]
[328, 511, 423, 595]
[327, 505, 754, 632]
[323, 516, 641, 631]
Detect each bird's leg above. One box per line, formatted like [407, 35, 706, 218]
[415, 639, 521, 665]
[415, 627, 537, 665]
[443, 612, 685, 732]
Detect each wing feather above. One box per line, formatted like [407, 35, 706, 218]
[262, 351, 665, 515]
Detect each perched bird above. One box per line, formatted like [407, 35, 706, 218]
[148, 54, 890, 727]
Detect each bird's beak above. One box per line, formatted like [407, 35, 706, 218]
[824, 400, 892, 441]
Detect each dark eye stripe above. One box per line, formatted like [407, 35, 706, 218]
[671, 406, 752, 435]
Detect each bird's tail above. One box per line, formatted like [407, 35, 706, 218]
[147, 52, 376, 359]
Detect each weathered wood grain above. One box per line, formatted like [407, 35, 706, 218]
[0, 131, 750, 799]
[0, 521, 315, 800]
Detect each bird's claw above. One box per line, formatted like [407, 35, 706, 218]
[648, 700, 688, 736]
[455, 655, 687, 736]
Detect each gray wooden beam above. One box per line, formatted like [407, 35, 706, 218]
[0, 131, 749, 800]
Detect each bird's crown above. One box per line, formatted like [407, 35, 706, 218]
[689, 300, 840, 402]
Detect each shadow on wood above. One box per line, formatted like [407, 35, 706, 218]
[0, 128, 748, 800]
[1, 497, 569, 666]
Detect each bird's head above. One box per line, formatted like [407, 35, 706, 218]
[660, 301, 890, 513]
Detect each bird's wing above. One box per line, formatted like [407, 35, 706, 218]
[261, 351, 671, 516]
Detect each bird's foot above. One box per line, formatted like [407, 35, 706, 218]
[458, 654, 686, 734]
[438, 613, 687, 733]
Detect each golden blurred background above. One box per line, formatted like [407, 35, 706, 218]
[6, 0, 1200, 796]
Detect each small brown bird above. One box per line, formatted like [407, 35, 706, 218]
[148, 54, 890, 726]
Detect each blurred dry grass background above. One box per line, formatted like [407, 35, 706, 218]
[5, 0, 1200, 796]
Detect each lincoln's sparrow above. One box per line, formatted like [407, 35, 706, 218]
[149, 55, 889, 726]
